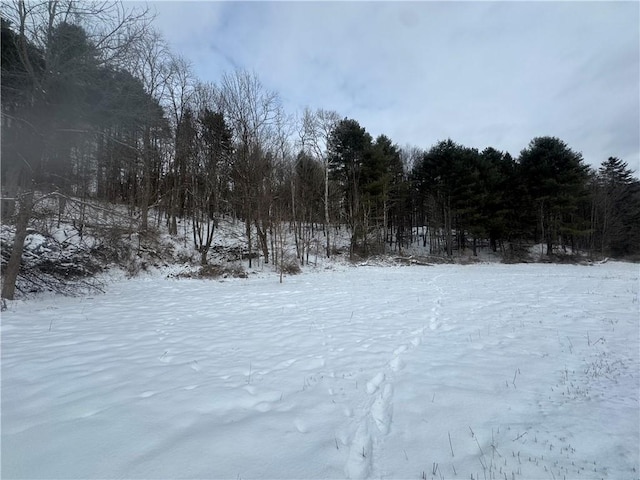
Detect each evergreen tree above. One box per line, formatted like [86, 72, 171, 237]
[360, 135, 404, 253]
[518, 137, 590, 255]
[412, 139, 469, 255]
[596, 157, 640, 257]
[327, 118, 372, 256]
[478, 147, 518, 252]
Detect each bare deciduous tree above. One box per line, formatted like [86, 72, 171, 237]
[162, 54, 196, 234]
[219, 69, 280, 267]
[127, 29, 174, 231]
[298, 108, 339, 258]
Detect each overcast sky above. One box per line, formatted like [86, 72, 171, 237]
[144, 1, 639, 173]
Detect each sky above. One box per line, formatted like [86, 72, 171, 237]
[142, 1, 639, 173]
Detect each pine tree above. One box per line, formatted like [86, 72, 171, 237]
[596, 157, 640, 257]
[327, 118, 372, 257]
[518, 137, 590, 256]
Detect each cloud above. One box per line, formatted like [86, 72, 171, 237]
[147, 1, 639, 172]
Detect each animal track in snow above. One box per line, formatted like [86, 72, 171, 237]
[294, 418, 309, 433]
[389, 356, 404, 372]
[371, 384, 393, 434]
[345, 423, 373, 479]
[366, 373, 385, 394]
[393, 345, 408, 356]
[429, 316, 441, 330]
[345, 378, 395, 478]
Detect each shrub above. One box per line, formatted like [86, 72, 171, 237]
[278, 258, 301, 275]
[197, 263, 247, 279]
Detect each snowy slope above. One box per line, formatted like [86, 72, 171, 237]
[2, 262, 638, 479]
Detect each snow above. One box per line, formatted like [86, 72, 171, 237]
[2, 262, 638, 479]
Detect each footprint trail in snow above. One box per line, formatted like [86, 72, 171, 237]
[344, 274, 446, 479]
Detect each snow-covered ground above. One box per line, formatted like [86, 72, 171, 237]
[2, 262, 638, 479]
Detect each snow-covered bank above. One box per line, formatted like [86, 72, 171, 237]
[2, 262, 638, 479]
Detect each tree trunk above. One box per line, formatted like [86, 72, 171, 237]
[255, 221, 269, 264]
[2, 192, 34, 300]
[291, 177, 300, 260]
[2, 167, 20, 219]
[140, 126, 151, 232]
[324, 160, 331, 258]
[245, 218, 253, 268]
[445, 197, 453, 257]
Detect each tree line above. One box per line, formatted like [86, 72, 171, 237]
[2, 1, 639, 298]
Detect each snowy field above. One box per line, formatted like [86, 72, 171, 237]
[2, 262, 639, 479]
